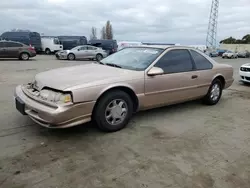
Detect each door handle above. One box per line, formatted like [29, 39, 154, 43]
[191, 75, 198, 79]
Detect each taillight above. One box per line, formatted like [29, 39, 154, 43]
[28, 47, 35, 52]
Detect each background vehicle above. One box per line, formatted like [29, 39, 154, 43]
[88, 39, 118, 55]
[0, 40, 36, 60]
[208, 51, 219, 57]
[15, 46, 234, 132]
[55, 45, 107, 61]
[0, 31, 42, 52]
[222, 51, 238, 59]
[117, 41, 142, 51]
[217, 49, 227, 56]
[237, 51, 250, 58]
[239, 63, 250, 83]
[41, 36, 63, 54]
[58, 36, 87, 50]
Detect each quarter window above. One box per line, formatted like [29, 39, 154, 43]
[87, 46, 96, 50]
[155, 49, 194, 74]
[190, 50, 213, 70]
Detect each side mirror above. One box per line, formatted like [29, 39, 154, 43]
[77, 49, 80, 51]
[147, 67, 164, 76]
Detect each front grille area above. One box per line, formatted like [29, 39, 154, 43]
[240, 67, 250, 72]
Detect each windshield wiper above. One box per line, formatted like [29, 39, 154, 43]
[105, 63, 122, 68]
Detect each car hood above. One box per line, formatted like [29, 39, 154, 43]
[34, 63, 142, 91]
[242, 63, 250, 68]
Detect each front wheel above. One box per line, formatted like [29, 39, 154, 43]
[202, 79, 222, 105]
[67, 53, 75, 60]
[19, 53, 30, 60]
[93, 90, 133, 132]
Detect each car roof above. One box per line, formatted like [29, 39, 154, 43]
[127, 45, 199, 50]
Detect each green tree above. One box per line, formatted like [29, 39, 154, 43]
[220, 37, 237, 44]
[242, 34, 250, 44]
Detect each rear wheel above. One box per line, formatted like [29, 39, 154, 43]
[96, 54, 103, 62]
[19, 53, 30, 60]
[93, 90, 133, 132]
[67, 53, 75, 60]
[45, 48, 51, 55]
[202, 79, 222, 105]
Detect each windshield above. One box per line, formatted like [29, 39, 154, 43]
[227, 51, 233, 53]
[100, 47, 164, 71]
[53, 38, 60, 44]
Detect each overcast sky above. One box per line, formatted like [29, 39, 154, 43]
[1, 0, 250, 44]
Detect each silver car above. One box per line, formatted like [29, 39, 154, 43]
[55, 45, 107, 61]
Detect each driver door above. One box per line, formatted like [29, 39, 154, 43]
[75, 46, 88, 58]
[144, 49, 199, 108]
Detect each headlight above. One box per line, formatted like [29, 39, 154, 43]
[39, 89, 72, 104]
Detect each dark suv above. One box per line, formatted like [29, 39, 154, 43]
[88, 39, 118, 55]
[0, 41, 36, 60]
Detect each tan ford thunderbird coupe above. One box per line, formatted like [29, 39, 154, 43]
[14, 45, 234, 132]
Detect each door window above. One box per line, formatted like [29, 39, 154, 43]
[79, 46, 87, 50]
[5, 42, 23, 47]
[155, 49, 194, 74]
[190, 50, 213, 70]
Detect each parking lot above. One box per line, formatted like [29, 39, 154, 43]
[0, 55, 250, 188]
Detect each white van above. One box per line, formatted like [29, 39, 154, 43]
[117, 41, 142, 51]
[41, 37, 63, 54]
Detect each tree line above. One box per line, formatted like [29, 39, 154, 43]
[90, 20, 113, 40]
[220, 34, 250, 44]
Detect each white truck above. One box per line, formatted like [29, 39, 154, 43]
[41, 37, 63, 54]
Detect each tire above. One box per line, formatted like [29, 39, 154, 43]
[202, 79, 223, 105]
[96, 54, 103, 62]
[67, 53, 75, 60]
[19, 52, 30, 60]
[45, 48, 51, 55]
[93, 90, 133, 132]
